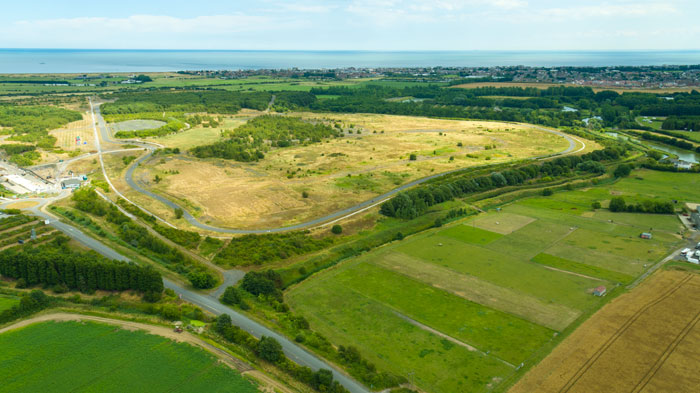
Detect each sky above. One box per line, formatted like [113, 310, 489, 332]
[1, 0, 698, 50]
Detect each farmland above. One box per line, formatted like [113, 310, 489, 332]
[285, 171, 684, 393]
[510, 269, 700, 393]
[129, 112, 576, 228]
[0, 320, 258, 393]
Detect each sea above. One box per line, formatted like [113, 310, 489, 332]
[2, 49, 700, 73]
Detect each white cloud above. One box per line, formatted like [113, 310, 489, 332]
[540, 2, 677, 19]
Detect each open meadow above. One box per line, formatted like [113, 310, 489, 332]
[510, 269, 700, 393]
[0, 321, 258, 393]
[285, 170, 685, 393]
[129, 112, 574, 228]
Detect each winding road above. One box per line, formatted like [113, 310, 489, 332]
[90, 99, 584, 234]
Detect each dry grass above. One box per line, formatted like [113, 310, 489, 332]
[510, 269, 700, 393]
[131, 113, 573, 228]
[49, 111, 96, 151]
[3, 201, 39, 209]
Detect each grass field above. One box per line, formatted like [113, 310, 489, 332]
[0, 321, 257, 393]
[510, 269, 700, 393]
[132, 112, 574, 228]
[0, 294, 19, 312]
[48, 111, 95, 152]
[286, 171, 684, 393]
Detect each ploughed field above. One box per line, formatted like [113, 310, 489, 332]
[510, 269, 700, 393]
[285, 170, 684, 393]
[0, 321, 257, 393]
[128, 112, 574, 228]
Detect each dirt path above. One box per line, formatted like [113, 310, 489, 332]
[540, 265, 606, 282]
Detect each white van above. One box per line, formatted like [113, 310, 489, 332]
[681, 248, 691, 256]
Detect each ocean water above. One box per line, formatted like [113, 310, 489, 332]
[1, 49, 700, 73]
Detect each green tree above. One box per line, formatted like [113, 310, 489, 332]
[409, 154, 417, 161]
[609, 196, 627, 212]
[256, 336, 284, 363]
[614, 164, 633, 178]
[331, 224, 343, 234]
[174, 208, 184, 219]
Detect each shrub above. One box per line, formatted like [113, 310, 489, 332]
[331, 225, 343, 234]
[542, 188, 553, 196]
[409, 154, 417, 161]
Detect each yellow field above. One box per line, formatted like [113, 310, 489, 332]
[131, 112, 576, 228]
[510, 269, 700, 393]
[49, 112, 96, 151]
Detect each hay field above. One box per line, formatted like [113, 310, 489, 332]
[510, 269, 700, 393]
[134, 113, 573, 228]
[49, 111, 95, 151]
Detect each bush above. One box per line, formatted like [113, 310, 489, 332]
[409, 154, 417, 161]
[331, 225, 343, 234]
[614, 164, 633, 178]
[174, 208, 184, 219]
[592, 201, 602, 209]
[609, 196, 626, 212]
[188, 270, 217, 289]
[542, 188, 553, 196]
[256, 336, 284, 363]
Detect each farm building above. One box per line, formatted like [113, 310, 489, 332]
[691, 212, 700, 228]
[640, 232, 653, 239]
[60, 178, 82, 190]
[593, 286, 607, 296]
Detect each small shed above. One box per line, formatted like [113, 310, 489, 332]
[640, 232, 653, 239]
[593, 286, 607, 297]
[61, 178, 82, 190]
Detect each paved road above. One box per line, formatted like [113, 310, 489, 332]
[0, 198, 370, 393]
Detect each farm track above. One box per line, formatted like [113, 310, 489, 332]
[92, 100, 585, 234]
[557, 274, 694, 393]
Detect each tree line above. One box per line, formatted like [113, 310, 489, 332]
[71, 188, 216, 288]
[609, 196, 674, 214]
[101, 90, 273, 114]
[0, 236, 163, 295]
[381, 147, 625, 219]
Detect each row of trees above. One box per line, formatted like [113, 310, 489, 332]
[71, 188, 216, 288]
[213, 314, 349, 393]
[381, 147, 625, 219]
[662, 116, 700, 131]
[609, 196, 674, 214]
[0, 290, 53, 324]
[0, 236, 163, 294]
[631, 131, 700, 153]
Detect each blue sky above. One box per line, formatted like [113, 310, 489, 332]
[1, 0, 698, 50]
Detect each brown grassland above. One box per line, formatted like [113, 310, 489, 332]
[510, 269, 700, 393]
[131, 112, 574, 228]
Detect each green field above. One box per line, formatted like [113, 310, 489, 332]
[0, 321, 257, 393]
[0, 294, 20, 312]
[286, 170, 684, 393]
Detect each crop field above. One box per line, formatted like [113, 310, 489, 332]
[131, 112, 574, 228]
[0, 321, 257, 393]
[286, 174, 683, 393]
[510, 269, 700, 393]
[48, 112, 95, 151]
[0, 294, 19, 312]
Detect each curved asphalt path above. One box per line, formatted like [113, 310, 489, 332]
[0, 196, 371, 393]
[100, 96, 581, 234]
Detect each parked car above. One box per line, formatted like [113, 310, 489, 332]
[681, 248, 691, 256]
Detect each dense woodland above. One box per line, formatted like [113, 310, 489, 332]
[191, 115, 338, 161]
[0, 235, 163, 295]
[213, 230, 334, 266]
[101, 90, 272, 114]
